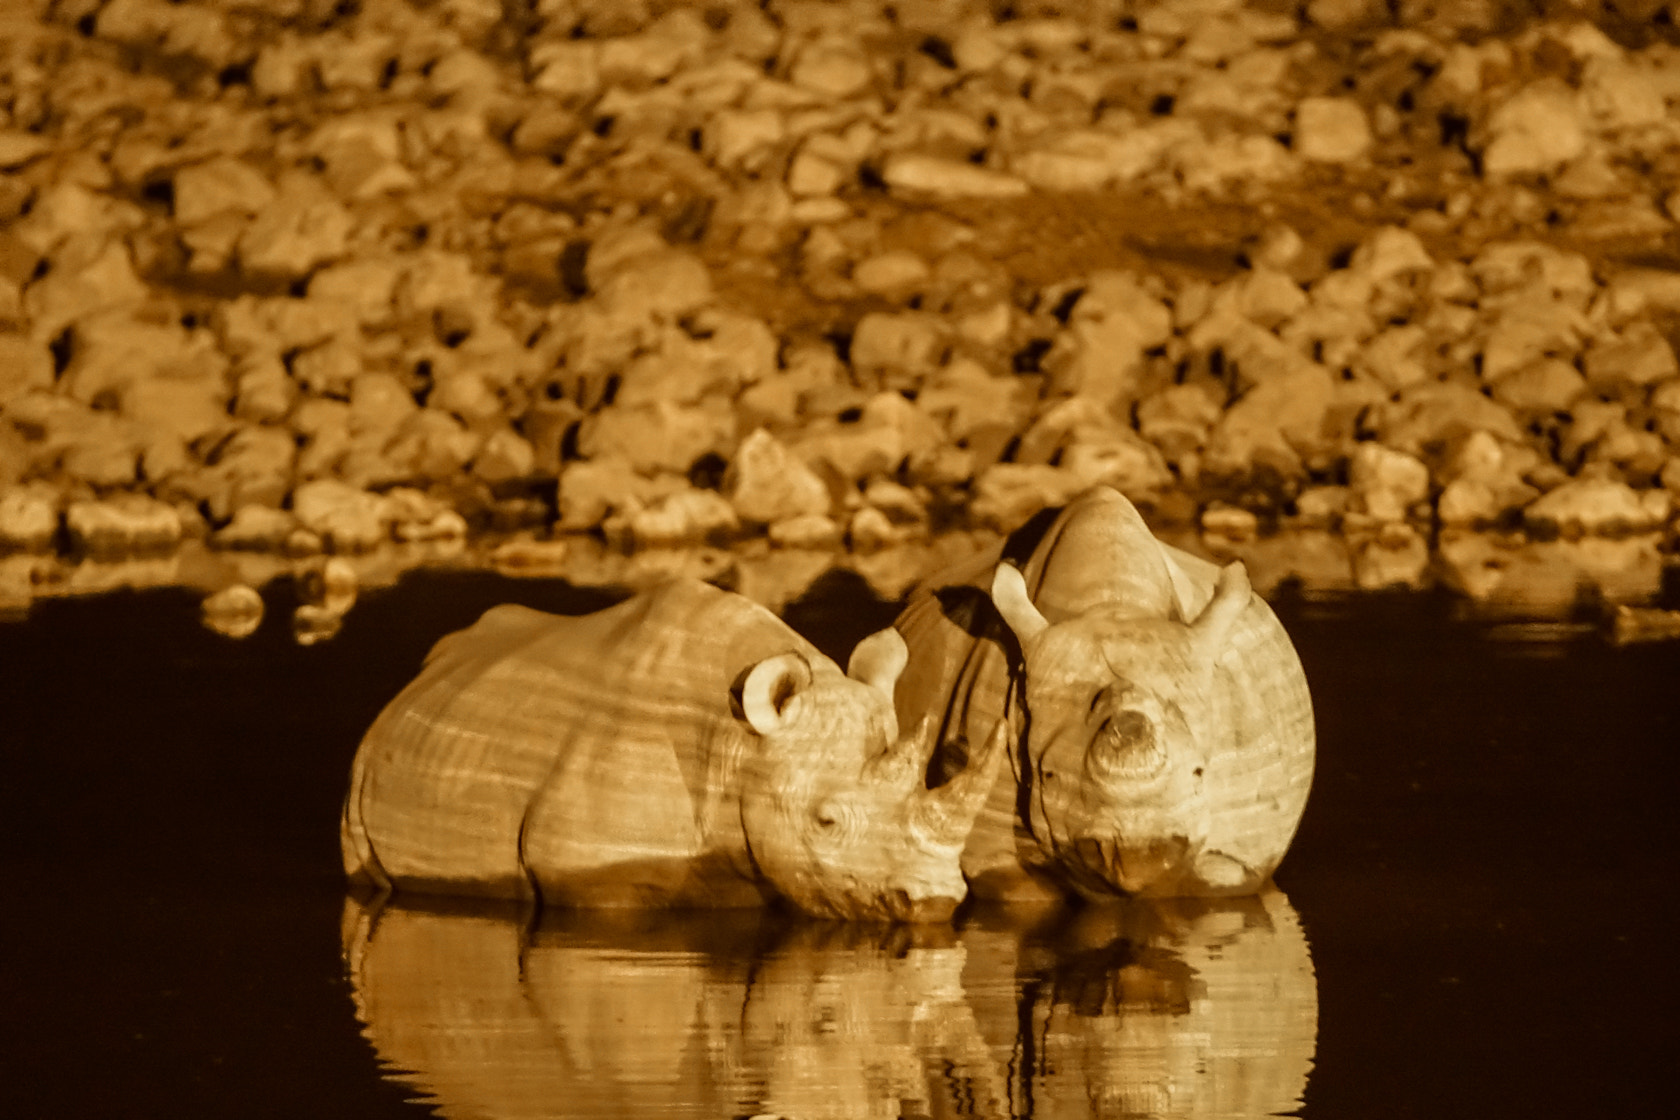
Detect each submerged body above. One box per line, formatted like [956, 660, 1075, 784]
[894, 487, 1315, 902]
[342, 579, 1003, 922]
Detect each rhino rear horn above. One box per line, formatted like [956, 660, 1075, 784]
[1189, 561, 1252, 658]
[740, 652, 815, 735]
[991, 563, 1048, 644]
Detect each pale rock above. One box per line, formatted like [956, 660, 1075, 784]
[290, 479, 392, 552]
[1011, 125, 1184, 190]
[1491, 357, 1579, 414]
[608, 487, 740, 548]
[1347, 442, 1430, 522]
[308, 114, 416, 199]
[0, 485, 58, 551]
[1292, 485, 1349, 527]
[704, 109, 785, 170]
[1355, 324, 1431, 391]
[1608, 269, 1680, 316]
[1523, 478, 1667, 536]
[1306, 0, 1383, 30]
[917, 358, 1030, 441]
[790, 39, 874, 98]
[60, 307, 226, 406]
[1479, 301, 1589, 382]
[0, 130, 52, 169]
[211, 504, 299, 551]
[232, 356, 297, 423]
[348, 373, 418, 438]
[1581, 57, 1669, 130]
[1176, 133, 1294, 193]
[1137, 382, 1225, 462]
[1435, 476, 1534, 526]
[882, 154, 1028, 199]
[1293, 97, 1372, 163]
[530, 39, 601, 100]
[579, 398, 735, 475]
[66, 494, 183, 555]
[122, 377, 230, 447]
[201, 584, 265, 640]
[1045, 270, 1173, 403]
[1582, 321, 1678, 388]
[595, 249, 715, 326]
[173, 158, 277, 226]
[968, 463, 1089, 532]
[289, 338, 362, 399]
[1201, 362, 1337, 485]
[724, 429, 833, 525]
[1472, 242, 1596, 304]
[848, 504, 923, 551]
[1201, 503, 1260, 542]
[0, 332, 53, 406]
[555, 457, 653, 531]
[25, 238, 150, 341]
[1374, 381, 1526, 458]
[471, 427, 538, 484]
[1228, 268, 1307, 329]
[768, 513, 845, 549]
[1480, 81, 1588, 176]
[1350, 523, 1430, 590]
[98, 0, 238, 68]
[848, 311, 946, 384]
[1351, 226, 1434, 285]
[1059, 431, 1174, 495]
[427, 371, 505, 430]
[852, 251, 931, 297]
[386, 488, 469, 544]
[793, 393, 943, 485]
[787, 146, 848, 195]
[59, 418, 141, 488]
[237, 174, 352, 277]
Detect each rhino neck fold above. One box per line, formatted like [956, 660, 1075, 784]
[1023, 488, 1179, 623]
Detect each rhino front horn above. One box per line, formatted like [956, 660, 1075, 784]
[912, 718, 1009, 850]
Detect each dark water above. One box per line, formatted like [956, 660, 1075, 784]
[3, 569, 1677, 1120]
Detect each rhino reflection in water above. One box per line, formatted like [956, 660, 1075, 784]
[341, 578, 1005, 923]
[894, 486, 1316, 902]
[342, 891, 1316, 1120]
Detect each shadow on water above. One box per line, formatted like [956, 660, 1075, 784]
[3, 568, 1678, 1118]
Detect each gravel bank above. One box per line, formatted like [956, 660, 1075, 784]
[2, 0, 1679, 624]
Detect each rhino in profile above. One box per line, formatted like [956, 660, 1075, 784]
[893, 487, 1315, 901]
[341, 578, 1005, 922]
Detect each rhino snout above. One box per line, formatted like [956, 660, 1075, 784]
[1073, 834, 1192, 896]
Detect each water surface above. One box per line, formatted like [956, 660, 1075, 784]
[3, 570, 1676, 1119]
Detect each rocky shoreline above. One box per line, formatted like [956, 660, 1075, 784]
[2, 0, 1679, 627]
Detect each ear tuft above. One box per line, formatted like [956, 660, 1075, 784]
[847, 627, 908, 697]
[739, 652, 814, 735]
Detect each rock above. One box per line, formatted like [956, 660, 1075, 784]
[848, 505, 924, 551]
[0, 485, 58, 551]
[577, 399, 735, 475]
[1354, 325, 1430, 391]
[1201, 503, 1260, 542]
[703, 108, 785, 171]
[556, 457, 669, 531]
[1044, 271, 1174, 404]
[724, 429, 833, 525]
[1488, 358, 1586, 414]
[790, 39, 874, 97]
[593, 248, 715, 326]
[1480, 80, 1588, 177]
[471, 428, 538, 484]
[385, 488, 468, 543]
[848, 311, 946, 386]
[0, 130, 53, 169]
[1582, 321, 1678, 389]
[1292, 485, 1349, 527]
[792, 392, 944, 485]
[1201, 362, 1337, 488]
[852, 251, 932, 298]
[1347, 442, 1431, 522]
[0, 333, 55, 407]
[202, 425, 296, 521]
[289, 479, 392, 553]
[1293, 97, 1372, 163]
[201, 584, 264, 640]
[1137, 382, 1225, 462]
[1522, 478, 1668, 536]
[1349, 523, 1430, 590]
[173, 157, 277, 226]
[917, 358, 1030, 442]
[1373, 382, 1526, 460]
[25, 238, 150, 341]
[768, 513, 845, 549]
[881, 154, 1028, 198]
[967, 463, 1088, 532]
[210, 504, 298, 551]
[65, 494, 184, 555]
[236, 173, 352, 278]
[298, 556, 358, 616]
[606, 487, 740, 547]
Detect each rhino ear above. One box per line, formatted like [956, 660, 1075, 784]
[1188, 562, 1251, 657]
[991, 563, 1048, 643]
[846, 627, 908, 699]
[740, 652, 815, 735]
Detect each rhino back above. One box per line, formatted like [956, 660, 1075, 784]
[346, 581, 817, 903]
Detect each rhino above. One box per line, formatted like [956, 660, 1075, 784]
[893, 486, 1315, 902]
[341, 578, 1005, 922]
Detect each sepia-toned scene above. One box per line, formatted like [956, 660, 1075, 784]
[2, 0, 1677, 1118]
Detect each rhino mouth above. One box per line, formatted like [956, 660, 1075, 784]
[1070, 835, 1191, 896]
[808, 888, 962, 923]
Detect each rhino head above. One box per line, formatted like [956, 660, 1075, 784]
[989, 558, 1255, 898]
[735, 627, 1006, 922]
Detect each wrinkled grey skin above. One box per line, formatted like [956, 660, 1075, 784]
[342, 579, 1005, 922]
[893, 487, 1315, 902]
